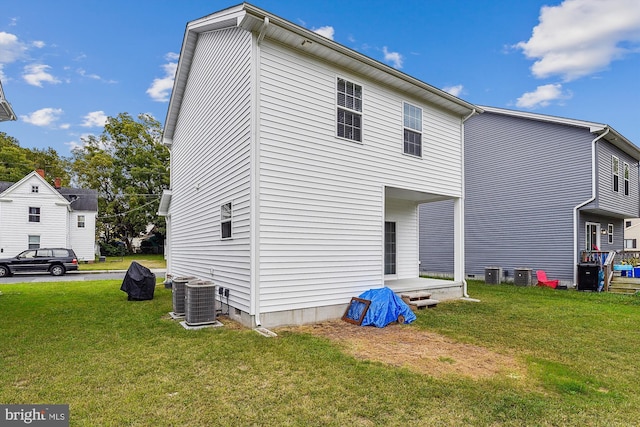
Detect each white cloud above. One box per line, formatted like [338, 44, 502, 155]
[21, 107, 64, 127]
[313, 26, 335, 40]
[146, 52, 178, 102]
[442, 84, 464, 97]
[516, 0, 640, 81]
[81, 111, 108, 128]
[23, 63, 60, 87]
[0, 31, 27, 65]
[383, 46, 403, 69]
[515, 84, 572, 108]
[32, 40, 45, 49]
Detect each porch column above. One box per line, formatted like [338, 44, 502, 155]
[453, 197, 464, 282]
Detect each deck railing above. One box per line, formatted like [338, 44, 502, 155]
[580, 250, 640, 291]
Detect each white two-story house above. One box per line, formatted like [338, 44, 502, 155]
[0, 170, 98, 261]
[159, 3, 480, 327]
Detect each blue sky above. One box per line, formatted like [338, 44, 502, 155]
[1, 0, 639, 156]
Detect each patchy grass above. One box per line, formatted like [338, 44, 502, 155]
[1, 280, 640, 425]
[79, 254, 166, 271]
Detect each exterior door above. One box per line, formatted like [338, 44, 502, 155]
[384, 221, 396, 275]
[586, 222, 601, 251]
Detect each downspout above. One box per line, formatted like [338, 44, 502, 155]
[572, 128, 610, 286]
[251, 16, 269, 327]
[460, 109, 477, 298]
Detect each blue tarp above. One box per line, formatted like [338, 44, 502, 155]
[358, 287, 416, 327]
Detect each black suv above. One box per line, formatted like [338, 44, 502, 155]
[0, 248, 78, 277]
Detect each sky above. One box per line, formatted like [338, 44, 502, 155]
[1, 0, 639, 156]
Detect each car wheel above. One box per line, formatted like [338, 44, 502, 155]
[50, 265, 66, 276]
[0, 265, 9, 277]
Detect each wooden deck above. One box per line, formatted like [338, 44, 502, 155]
[384, 277, 464, 301]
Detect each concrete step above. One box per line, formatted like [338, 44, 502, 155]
[400, 291, 438, 310]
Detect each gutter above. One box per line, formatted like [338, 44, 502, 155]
[251, 16, 270, 328]
[460, 109, 478, 298]
[572, 128, 610, 286]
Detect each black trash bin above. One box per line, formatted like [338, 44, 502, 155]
[577, 263, 599, 291]
[120, 262, 156, 300]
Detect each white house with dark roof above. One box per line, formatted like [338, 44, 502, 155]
[0, 170, 98, 261]
[158, 3, 480, 327]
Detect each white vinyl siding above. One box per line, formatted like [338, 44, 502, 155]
[257, 41, 459, 312]
[69, 211, 96, 261]
[167, 27, 253, 312]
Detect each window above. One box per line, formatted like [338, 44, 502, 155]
[221, 202, 232, 239]
[28, 207, 41, 222]
[403, 103, 422, 157]
[624, 162, 630, 196]
[77, 215, 85, 228]
[336, 78, 362, 142]
[626, 220, 632, 228]
[28, 235, 40, 249]
[31, 185, 39, 193]
[608, 224, 614, 244]
[625, 239, 637, 249]
[612, 156, 619, 192]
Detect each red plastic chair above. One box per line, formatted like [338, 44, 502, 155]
[536, 270, 559, 289]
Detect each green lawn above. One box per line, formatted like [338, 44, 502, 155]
[1, 280, 639, 426]
[79, 254, 166, 271]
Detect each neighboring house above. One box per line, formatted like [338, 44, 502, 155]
[624, 219, 640, 249]
[0, 79, 16, 122]
[0, 170, 98, 261]
[420, 106, 640, 286]
[158, 3, 480, 328]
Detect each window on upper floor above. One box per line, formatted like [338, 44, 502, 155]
[612, 156, 619, 192]
[626, 220, 632, 228]
[29, 207, 40, 223]
[403, 102, 422, 157]
[624, 162, 630, 196]
[608, 224, 614, 244]
[31, 185, 39, 193]
[221, 202, 232, 239]
[78, 215, 85, 228]
[336, 77, 362, 142]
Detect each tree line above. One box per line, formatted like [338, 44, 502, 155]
[0, 113, 170, 255]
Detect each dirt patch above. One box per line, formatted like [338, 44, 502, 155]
[278, 320, 525, 380]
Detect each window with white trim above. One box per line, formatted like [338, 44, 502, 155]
[624, 162, 630, 196]
[608, 224, 614, 244]
[625, 239, 637, 249]
[336, 78, 362, 142]
[612, 156, 619, 192]
[403, 102, 422, 157]
[29, 207, 40, 222]
[221, 202, 232, 239]
[77, 215, 85, 228]
[28, 235, 40, 249]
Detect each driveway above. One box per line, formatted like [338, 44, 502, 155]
[0, 269, 166, 284]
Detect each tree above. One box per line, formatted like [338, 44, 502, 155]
[0, 131, 71, 185]
[72, 113, 169, 253]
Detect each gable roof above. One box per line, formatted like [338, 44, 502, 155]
[0, 171, 98, 212]
[164, 2, 480, 145]
[0, 79, 16, 122]
[479, 106, 640, 160]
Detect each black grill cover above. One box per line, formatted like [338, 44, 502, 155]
[120, 262, 156, 301]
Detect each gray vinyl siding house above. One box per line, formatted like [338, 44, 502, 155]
[420, 106, 640, 285]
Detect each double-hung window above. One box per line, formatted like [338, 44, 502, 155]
[403, 102, 422, 157]
[221, 202, 232, 239]
[624, 162, 630, 196]
[336, 78, 362, 142]
[608, 224, 614, 244]
[78, 215, 86, 228]
[29, 207, 41, 223]
[612, 156, 619, 192]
